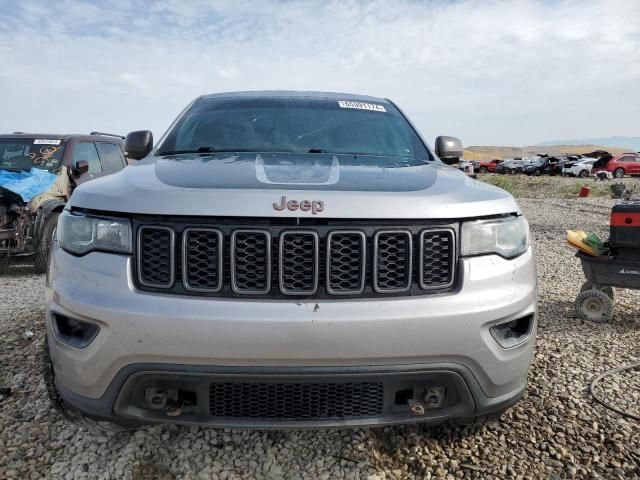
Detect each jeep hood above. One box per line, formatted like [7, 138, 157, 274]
[69, 153, 520, 219]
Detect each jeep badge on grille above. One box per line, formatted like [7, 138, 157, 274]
[273, 196, 324, 214]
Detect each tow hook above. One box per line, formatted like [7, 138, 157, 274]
[144, 387, 195, 417]
[423, 386, 446, 408]
[408, 386, 446, 416]
[408, 399, 426, 416]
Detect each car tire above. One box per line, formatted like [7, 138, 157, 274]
[579, 170, 589, 178]
[614, 168, 625, 178]
[43, 334, 137, 433]
[33, 213, 59, 274]
[580, 281, 614, 300]
[509, 169, 516, 175]
[575, 289, 614, 323]
[534, 169, 541, 176]
[479, 166, 487, 173]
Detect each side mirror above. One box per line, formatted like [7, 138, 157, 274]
[434, 136, 464, 165]
[72, 160, 89, 176]
[125, 130, 153, 160]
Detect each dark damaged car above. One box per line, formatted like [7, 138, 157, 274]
[0, 133, 127, 272]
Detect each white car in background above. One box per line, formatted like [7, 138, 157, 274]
[562, 158, 596, 177]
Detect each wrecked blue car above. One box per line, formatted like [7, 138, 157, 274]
[0, 133, 128, 272]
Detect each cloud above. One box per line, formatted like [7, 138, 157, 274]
[0, 0, 638, 145]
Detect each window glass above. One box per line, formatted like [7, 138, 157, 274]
[96, 143, 126, 173]
[0, 138, 65, 172]
[158, 97, 431, 164]
[72, 142, 101, 174]
[619, 156, 634, 163]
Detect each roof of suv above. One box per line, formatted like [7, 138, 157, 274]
[200, 90, 390, 104]
[0, 133, 124, 141]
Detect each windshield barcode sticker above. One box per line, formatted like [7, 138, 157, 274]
[33, 139, 61, 145]
[338, 101, 386, 112]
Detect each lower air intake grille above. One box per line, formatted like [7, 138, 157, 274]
[209, 381, 385, 420]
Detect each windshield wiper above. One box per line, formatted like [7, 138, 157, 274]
[158, 147, 262, 156]
[307, 148, 326, 153]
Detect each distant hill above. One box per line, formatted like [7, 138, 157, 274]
[536, 136, 640, 151]
[464, 144, 630, 161]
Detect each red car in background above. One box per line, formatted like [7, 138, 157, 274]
[475, 159, 503, 173]
[592, 153, 640, 178]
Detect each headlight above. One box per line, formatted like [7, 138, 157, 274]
[57, 210, 132, 256]
[461, 216, 528, 259]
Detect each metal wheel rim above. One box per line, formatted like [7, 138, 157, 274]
[582, 297, 605, 318]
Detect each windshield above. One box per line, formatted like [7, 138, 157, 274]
[0, 138, 65, 172]
[158, 97, 431, 164]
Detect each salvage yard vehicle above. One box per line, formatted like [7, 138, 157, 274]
[45, 91, 537, 430]
[496, 159, 525, 174]
[562, 158, 596, 177]
[523, 155, 556, 176]
[0, 133, 127, 272]
[475, 159, 502, 173]
[456, 159, 475, 172]
[592, 152, 640, 178]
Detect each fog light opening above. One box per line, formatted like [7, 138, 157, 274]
[406, 385, 446, 416]
[51, 313, 99, 349]
[144, 387, 198, 417]
[490, 314, 534, 348]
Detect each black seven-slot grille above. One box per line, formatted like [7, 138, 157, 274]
[135, 221, 456, 298]
[209, 381, 384, 420]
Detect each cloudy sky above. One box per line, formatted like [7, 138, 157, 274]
[0, 0, 638, 146]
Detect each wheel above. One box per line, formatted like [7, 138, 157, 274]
[579, 169, 589, 178]
[614, 168, 625, 178]
[580, 281, 614, 299]
[43, 334, 137, 433]
[575, 289, 614, 322]
[509, 168, 517, 175]
[479, 166, 487, 173]
[33, 212, 59, 274]
[534, 169, 542, 176]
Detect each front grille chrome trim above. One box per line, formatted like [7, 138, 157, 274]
[372, 229, 413, 294]
[326, 230, 366, 295]
[182, 228, 224, 293]
[278, 230, 319, 296]
[230, 229, 272, 295]
[418, 228, 456, 291]
[136, 226, 175, 289]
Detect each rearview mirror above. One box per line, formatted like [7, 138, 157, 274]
[435, 136, 464, 165]
[125, 130, 153, 160]
[72, 160, 89, 176]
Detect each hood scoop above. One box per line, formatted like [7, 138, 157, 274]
[255, 154, 340, 186]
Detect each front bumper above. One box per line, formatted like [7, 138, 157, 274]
[46, 242, 537, 427]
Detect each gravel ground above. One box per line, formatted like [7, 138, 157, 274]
[1, 197, 639, 480]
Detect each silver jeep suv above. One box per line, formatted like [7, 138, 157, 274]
[45, 91, 537, 429]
